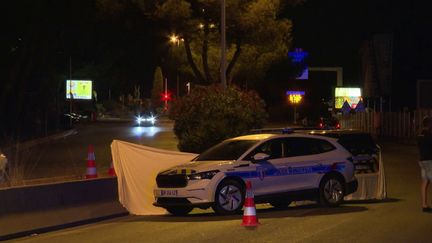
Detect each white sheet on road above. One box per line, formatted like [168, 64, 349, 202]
[111, 140, 197, 215]
[111, 140, 386, 215]
[344, 148, 387, 201]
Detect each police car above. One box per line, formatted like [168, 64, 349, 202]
[153, 133, 358, 215]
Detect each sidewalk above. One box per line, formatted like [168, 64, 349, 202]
[0, 200, 128, 241]
[0, 177, 128, 241]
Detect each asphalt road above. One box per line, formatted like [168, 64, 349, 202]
[14, 120, 178, 181]
[10, 139, 432, 242]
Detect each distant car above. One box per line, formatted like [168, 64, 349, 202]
[316, 117, 340, 130]
[153, 133, 358, 215]
[135, 113, 157, 126]
[302, 116, 340, 130]
[309, 130, 380, 174]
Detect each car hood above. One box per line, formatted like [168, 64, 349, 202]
[159, 160, 237, 175]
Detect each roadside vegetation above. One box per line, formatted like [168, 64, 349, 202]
[170, 85, 267, 153]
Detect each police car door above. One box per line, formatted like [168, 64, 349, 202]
[245, 138, 288, 196]
[280, 137, 325, 191]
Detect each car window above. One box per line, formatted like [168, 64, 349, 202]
[315, 139, 336, 153]
[337, 134, 377, 155]
[195, 140, 258, 161]
[246, 139, 283, 160]
[283, 137, 335, 157]
[311, 132, 378, 155]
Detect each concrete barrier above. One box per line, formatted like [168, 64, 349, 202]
[0, 177, 128, 240]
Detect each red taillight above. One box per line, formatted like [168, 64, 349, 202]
[336, 123, 341, 129]
[319, 123, 323, 128]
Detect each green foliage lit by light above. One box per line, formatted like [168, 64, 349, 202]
[169, 85, 267, 153]
[96, 0, 303, 86]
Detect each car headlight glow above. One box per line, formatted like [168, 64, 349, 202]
[136, 115, 157, 125]
[144, 116, 156, 124]
[136, 115, 143, 125]
[187, 170, 219, 180]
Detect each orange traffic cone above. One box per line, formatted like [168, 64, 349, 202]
[241, 181, 260, 227]
[85, 145, 98, 179]
[107, 162, 116, 177]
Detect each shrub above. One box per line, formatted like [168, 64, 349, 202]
[170, 85, 267, 153]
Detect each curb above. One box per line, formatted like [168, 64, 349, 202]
[0, 212, 129, 241]
[0, 178, 126, 240]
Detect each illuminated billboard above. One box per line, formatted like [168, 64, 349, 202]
[66, 80, 92, 100]
[335, 87, 362, 109]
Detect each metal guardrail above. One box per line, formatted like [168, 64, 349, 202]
[337, 109, 432, 138]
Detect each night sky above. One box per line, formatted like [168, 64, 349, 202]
[285, 0, 432, 109]
[288, 0, 431, 77]
[3, 0, 430, 102]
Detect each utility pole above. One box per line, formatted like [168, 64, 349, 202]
[220, 0, 227, 89]
[186, 82, 191, 95]
[164, 78, 168, 110]
[69, 56, 73, 127]
[176, 74, 179, 97]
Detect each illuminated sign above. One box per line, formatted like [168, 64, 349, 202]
[288, 49, 308, 63]
[66, 80, 93, 100]
[286, 91, 305, 104]
[288, 48, 309, 80]
[335, 87, 362, 109]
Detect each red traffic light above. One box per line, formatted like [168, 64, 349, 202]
[161, 91, 172, 101]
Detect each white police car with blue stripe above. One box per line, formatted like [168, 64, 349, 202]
[153, 133, 358, 215]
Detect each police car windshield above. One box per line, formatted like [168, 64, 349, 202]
[195, 140, 258, 161]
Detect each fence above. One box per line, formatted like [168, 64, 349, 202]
[337, 109, 432, 139]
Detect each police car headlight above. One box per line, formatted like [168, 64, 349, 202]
[187, 170, 219, 180]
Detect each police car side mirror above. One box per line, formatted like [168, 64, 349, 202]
[252, 153, 270, 162]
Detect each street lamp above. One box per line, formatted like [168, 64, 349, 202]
[169, 34, 182, 46]
[168, 33, 183, 97]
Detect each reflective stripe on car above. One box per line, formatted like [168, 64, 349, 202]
[224, 162, 346, 179]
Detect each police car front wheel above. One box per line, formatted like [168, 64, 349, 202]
[212, 179, 245, 215]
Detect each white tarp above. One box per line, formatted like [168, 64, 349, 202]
[344, 148, 387, 200]
[111, 140, 197, 215]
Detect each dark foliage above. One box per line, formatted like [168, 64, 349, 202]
[169, 85, 267, 153]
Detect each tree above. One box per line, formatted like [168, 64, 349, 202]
[96, 0, 304, 86]
[169, 85, 267, 153]
[151, 66, 164, 109]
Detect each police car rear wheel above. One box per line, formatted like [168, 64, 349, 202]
[166, 206, 193, 216]
[319, 176, 344, 207]
[212, 180, 244, 215]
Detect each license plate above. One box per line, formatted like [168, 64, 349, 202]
[158, 189, 178, 197]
